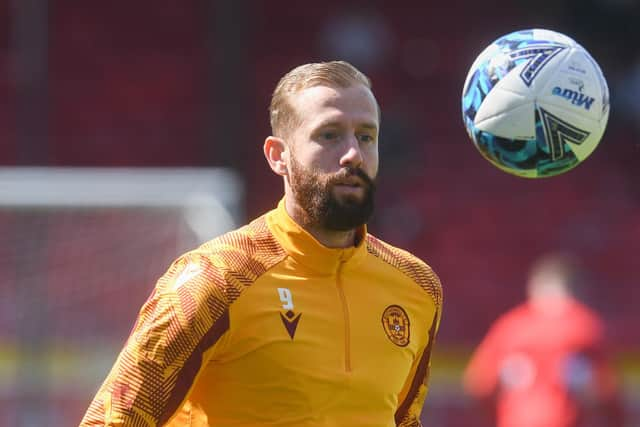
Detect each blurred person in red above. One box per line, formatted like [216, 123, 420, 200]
[463, 252, 624, 427]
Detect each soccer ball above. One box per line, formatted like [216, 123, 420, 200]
[461, 29, 610, 178]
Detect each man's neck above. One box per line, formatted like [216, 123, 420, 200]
[302, 223, 357, 249]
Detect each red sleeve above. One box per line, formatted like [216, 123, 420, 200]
[463, 315, 510, 399]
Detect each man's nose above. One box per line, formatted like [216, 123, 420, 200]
[340, 136, 363, 168]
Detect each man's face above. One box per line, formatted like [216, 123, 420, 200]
[286, 84, 379, 231]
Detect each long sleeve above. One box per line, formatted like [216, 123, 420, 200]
[395, 308, 442, 427]
[79, 254, 230, 426]
[462, 317, 505, 400]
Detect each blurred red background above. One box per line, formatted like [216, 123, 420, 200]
[0, 1, 638, 425]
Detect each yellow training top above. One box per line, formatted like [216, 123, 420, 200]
[81, 199, 443, 426]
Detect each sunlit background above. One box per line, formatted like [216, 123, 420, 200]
[0, 1, 638, 425]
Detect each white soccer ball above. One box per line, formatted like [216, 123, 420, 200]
[461, 29, 610, 178]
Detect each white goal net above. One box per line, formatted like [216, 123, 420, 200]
[0, 167, 244, 426]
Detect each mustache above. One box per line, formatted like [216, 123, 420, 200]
[328, 167, 375, 187]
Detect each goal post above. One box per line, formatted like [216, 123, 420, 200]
[0, 167, 245, 426]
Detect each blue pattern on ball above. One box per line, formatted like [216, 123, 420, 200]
[461, 30, 581, 178]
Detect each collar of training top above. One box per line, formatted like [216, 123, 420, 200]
[266, 198, 368, 275]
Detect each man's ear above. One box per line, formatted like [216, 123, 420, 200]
[263, 136, 289, 177]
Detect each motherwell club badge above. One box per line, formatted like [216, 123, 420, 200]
[381, 305, 410, 347]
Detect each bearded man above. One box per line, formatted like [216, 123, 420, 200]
[81, 61, 443, 427]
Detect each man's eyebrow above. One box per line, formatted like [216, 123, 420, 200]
[359, 123, 378, 130]
[316, 121, 341, 128]
[314, 121, 378, 131]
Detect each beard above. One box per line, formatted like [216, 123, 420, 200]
[289, 155, 376, 231]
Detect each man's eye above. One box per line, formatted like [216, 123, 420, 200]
[358, 134, 374, 143]
[322, 131, 338, 140]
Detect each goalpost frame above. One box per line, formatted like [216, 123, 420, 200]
[0, 166, 245, 426]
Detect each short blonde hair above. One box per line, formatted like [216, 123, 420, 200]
[269, 61, 377, 138]
[529, 252, 579, 281]
[527, 251, 582, 296]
